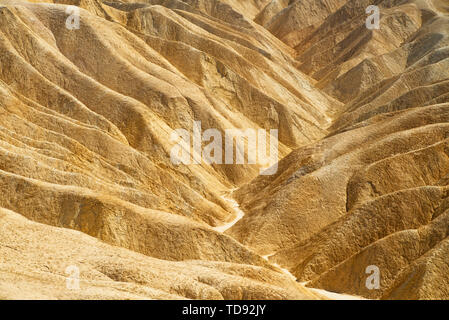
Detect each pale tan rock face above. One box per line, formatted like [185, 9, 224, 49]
[227, 0, 449, 300]
[0, 208, 317, 299]
[0, 0, 448, 300]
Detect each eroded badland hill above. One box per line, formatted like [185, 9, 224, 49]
[0, 0, 448, 299]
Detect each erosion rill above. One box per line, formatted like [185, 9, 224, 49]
[0, 0, 448, 300]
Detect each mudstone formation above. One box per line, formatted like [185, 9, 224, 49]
[0, 0, 448, 299]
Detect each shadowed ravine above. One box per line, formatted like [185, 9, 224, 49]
[219, 192, 366, 299]
[0, 0, 448, 300]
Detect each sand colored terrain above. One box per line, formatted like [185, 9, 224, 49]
[228, 0, 449, 299]
[0, 0, 333, 299]
[0, 0, 448, 300]
[0, 207, 320, 299]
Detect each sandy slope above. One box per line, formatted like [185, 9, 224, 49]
[0, 0, 448, 300]
[0, 0, 330, 299]
[229, 0, 449, 300]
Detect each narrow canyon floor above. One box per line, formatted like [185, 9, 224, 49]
[0, 0, 448, 300]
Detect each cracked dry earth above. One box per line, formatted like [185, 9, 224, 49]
[0, 0, 448, 300]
